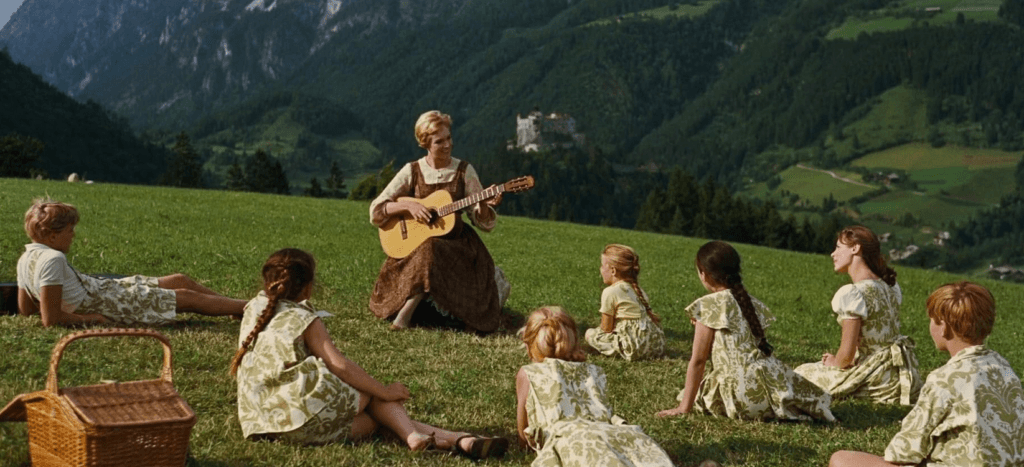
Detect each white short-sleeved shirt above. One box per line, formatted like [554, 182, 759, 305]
[599, 281, 648, 320]
[16, 243, 88, 313]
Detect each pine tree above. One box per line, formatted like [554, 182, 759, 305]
[306, 176, 324, 197]
[325, 161, 347, 198]
[224, 154, 247, 191]
[161, 131, 203, 188]
[245, 149, 290, 194]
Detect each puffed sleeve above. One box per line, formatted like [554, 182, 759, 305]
[463, 164, 496, 232]
[369, 163, 414, 227]
[831, 284, 868, 322]
[687, 292, 733, 331]
[883, 376, 951, 464]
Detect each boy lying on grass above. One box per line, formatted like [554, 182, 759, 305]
[16, 199, 247, 327]
[830, 281, 1024, 467]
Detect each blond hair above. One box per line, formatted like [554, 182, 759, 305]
[414, 110, 452, 149]
[602, 244, 651, 314]
[926, 281, 995, 344]
[521, 306, 585, 362]
[24, 199, 79, 242]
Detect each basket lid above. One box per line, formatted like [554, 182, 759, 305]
[61, 379, 196, 428]
[0, 391, 47, 423]
[0, 393, 28, 422]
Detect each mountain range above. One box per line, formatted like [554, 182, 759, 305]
[0, 0, 763, 169]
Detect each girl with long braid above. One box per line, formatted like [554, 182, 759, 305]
[794, 225, 922, 406]
[584, 244, 665, 361]
[657, 241, 834, 421]
[232, 248, 507, 458]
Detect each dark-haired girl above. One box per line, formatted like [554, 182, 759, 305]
[794, 225, 922, 406]
[231, 248, 507, 458]
[656, 241, 834, 421]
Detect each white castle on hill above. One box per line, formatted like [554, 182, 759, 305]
[512, 109, 586, 152]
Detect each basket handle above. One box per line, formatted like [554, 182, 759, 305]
[46, 328, 174, 393]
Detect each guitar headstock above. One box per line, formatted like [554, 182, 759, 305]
[503, 175, 535, 193]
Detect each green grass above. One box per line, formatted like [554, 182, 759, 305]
[834, 86, 930, 154]
[826, 0, 1003, 40]
[3, 178, 1024, 466]
[743, 165, 875, 208]
[851, 142, 1020, 171]
[857, 190, 987, 226]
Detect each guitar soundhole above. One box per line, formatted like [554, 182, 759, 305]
[427, 209, 439, 225]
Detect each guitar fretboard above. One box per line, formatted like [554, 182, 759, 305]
[437, 185, 505, 216]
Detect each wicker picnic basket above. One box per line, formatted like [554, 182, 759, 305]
[0, 328, 196, 467]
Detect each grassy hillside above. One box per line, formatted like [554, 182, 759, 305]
[826, 0, 1003, 40]
[2, 178, 1024, 466]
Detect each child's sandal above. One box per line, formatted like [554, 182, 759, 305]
[454, 434, 509, 459]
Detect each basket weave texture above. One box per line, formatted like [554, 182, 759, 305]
[17, 328, 196, 467]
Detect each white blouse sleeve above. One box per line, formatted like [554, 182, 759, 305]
[463, 164, 496, 232]
[831, 284, 868, 321]
[369, 163, 414, 227]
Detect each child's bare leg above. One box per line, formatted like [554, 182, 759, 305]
[408, 421, 464, 450]
[829, 451, 898, 467]
[158, 273, 220, 296]
[365, 397, 432, 450]
[174, 289, 246, 316]
[391, 293, 425, 330]
[349, 393, 379, 439]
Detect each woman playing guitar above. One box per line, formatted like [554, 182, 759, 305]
[368, 110, 506, 332]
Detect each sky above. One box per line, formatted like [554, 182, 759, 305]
[0, 0, 24, 32]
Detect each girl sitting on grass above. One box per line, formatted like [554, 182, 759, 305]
[232, 248, 507, 458]
[516, 306, 674, 467]
[584, 244, 665, 361]
[656, 241, 835, 422]
[794, 225, 922, 406]
[16, 199, 247, 327]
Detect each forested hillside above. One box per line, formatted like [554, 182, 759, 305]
[0, 49, 168, 183]
[632, 0, 1024, 187]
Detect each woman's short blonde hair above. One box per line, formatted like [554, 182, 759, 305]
[521, 306, 586, 362]
[926, 281, 995, 344]
[24, 199, 79, 242]
[414, 110, 452, 149]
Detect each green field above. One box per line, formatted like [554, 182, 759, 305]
[745, 165, 876, 209]
[3, 179, 1024, 466]
[831, 86, 930, 156]
[857, 190, 987, 226]
[853, 143, 1020, 206]
[826, 0, 1003, 40]
[852, 142, 1020, 171]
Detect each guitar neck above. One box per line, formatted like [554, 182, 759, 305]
[438, 185, 505, 216]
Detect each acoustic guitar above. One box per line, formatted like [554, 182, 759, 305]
[378, 175, 535, 258]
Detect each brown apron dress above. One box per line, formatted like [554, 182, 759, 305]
[369, 160, 501, 332]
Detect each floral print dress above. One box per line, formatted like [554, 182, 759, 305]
[585, 281, 665, 361]
[682, 290, 835, 422]
[521, 358, 673, 467]
[236, 292, 361, 444]
[794, 280, 922, 405]
[884, 346, 1024, 466]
